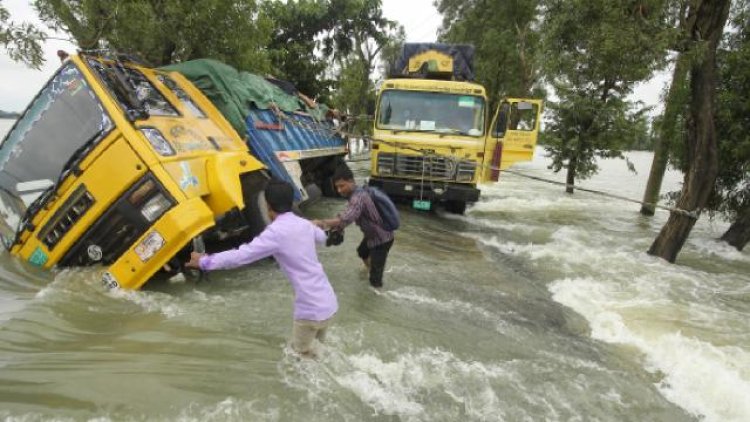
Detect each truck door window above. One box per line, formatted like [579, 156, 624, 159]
[509, 101, 538, 131]
[493, 102, 510, 138]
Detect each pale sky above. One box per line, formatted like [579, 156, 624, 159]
[0, 0, 664, 113]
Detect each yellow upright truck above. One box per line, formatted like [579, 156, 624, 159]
[369, 43, 542, 213]
[0, 52, 270, 289]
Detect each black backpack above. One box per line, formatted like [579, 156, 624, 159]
[363, 186, 400, 231]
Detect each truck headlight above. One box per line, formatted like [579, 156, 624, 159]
[134, 230, 165, 262]
[456, 160, 477, 182]
[140, 128, 175, 156]
[140, 192, 172, 222]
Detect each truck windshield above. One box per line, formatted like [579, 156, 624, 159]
[86, 58, 179, 119]
[0, 63, 112, 245]
[377, 90, 485, 136]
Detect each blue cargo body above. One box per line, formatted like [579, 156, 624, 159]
[162, 59, 351, 203]
[245, 109, 347, 201]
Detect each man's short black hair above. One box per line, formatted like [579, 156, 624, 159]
[332, 165, 354, 183]
[264, 179, 294, 213]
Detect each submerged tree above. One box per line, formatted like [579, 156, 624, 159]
[0, 1, 46, 68]
[436, 0, 545, 105]
[33, 0, 273, 71]
[711, 0, 750, 251]
[648, 0, 732, 262]
[542, 0, 672, 193]
[640, 0, 692, 216]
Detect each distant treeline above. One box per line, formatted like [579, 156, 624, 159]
[0, 110, 20, 119]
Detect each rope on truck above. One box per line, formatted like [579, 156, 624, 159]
[270, 110, 700, 220]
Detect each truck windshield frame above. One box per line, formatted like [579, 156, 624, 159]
[377, 90, 486, 137]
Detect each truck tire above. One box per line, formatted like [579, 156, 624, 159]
[444, 200, 467, 215]
[319, 156, 349, 198]
[241, 172, 271, 239]
[303, 183, 322, 205]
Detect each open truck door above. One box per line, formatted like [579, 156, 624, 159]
[483, 98, 542, 182]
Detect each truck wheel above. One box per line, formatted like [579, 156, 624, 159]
[319, 156, 349, 198]
[159, 235, 204, 280]
[444, 200, 467, 215]
[244, 186, 270, 238]
[241, 172, 271, 239]
[303, 183, 322, 205]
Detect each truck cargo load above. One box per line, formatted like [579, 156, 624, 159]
[392, 43, 475, 81]
[163, 60, 348, 203]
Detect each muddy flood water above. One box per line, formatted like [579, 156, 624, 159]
[1, 118, 748, 421]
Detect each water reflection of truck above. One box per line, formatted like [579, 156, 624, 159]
[369, 43, 542, 213]
[0, 52, 347, 289]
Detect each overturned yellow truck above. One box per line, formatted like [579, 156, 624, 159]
[0, 52, 347, 289]
[369, 43, 542, 213]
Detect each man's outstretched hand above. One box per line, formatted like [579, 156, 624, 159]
[312, 219, 326, 229]
[185, 252, 205, 269]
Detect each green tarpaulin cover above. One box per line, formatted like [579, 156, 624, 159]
[162, 59, 329, 137]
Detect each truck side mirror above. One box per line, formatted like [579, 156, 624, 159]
[366, 98, 376, 117]
[492, 102, 510, 138]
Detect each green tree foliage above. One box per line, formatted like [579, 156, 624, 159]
[264, 0, 333, 101]
[436, 0, 544, 105]
[264, 0, 401, 106]
[33, 0, 273, 71]
[0, 1, 46, 69]
[542, 0, 673, 192]
[711, 0, 750, 250]
[332, 56, 374, 135]
[376, 30, 404, 79]
[324, 0, 399, 132]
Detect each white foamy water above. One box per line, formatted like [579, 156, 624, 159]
[467, 148, 750, 422]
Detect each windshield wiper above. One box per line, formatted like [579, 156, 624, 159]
[105, 62, 149, 121]
[10, 128, 105, 247]
[436, 128, 465, 138]
[57, 128, 105, 183]
[10, 185, 54, 247]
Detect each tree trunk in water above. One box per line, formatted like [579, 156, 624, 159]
[565, 157, 577, 194]
[640, 55, 689, 215]
[648, 0, 730, 263]
[720, 207, 750, 251]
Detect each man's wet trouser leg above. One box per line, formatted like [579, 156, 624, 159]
[367, 239, 393, 288]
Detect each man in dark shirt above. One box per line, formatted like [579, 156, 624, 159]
[314, 167, 395, 289]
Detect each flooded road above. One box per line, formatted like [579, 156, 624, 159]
[1, 119, 748, 421]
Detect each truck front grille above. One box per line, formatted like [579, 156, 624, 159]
[38, 185, 95, 250]
[377, 152, 476, 182]
[58, 174, 172, 266]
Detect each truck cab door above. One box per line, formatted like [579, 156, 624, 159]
[483, 98, 542, 182]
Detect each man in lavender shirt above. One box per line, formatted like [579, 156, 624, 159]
[186, 180, 338, 357]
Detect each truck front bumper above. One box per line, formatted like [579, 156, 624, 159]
[368, 177, 480, 203]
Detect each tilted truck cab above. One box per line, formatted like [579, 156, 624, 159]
[369, 43, 542, 213]
[0, 52, 269, 289]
